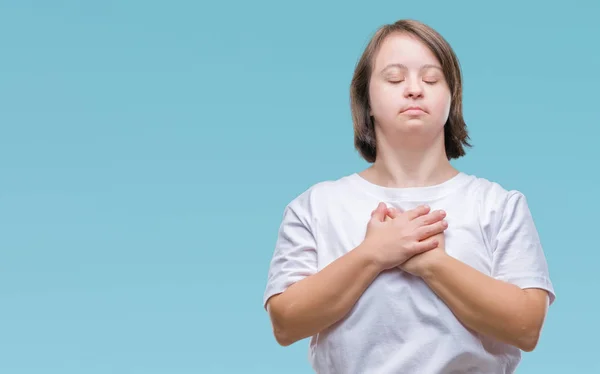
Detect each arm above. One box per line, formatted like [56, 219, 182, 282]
[267, 242, 380, 346]
[395, 191, 554, 352]
[267, 203, 443, 346]
[420, 252, 549, 352]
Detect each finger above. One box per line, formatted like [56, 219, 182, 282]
[415, 220, 448, 241]
[405, 205, 431, 220]
[411, 237, 439, 254]
[415, 210, 446, 226]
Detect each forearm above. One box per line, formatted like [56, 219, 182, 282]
[267, 243, 381, 346]
[421, 254, 547, 351]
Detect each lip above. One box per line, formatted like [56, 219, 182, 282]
[401, 106, 426, 113]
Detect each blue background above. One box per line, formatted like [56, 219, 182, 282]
[1, 1, 598, 373]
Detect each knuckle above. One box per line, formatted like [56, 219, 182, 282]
[407, 242, 417, 253]
[412, 229, 423, 240]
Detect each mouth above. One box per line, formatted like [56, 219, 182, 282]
[401, 106, 426, 114]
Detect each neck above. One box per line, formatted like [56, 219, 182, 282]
[361, 133, 458, 188]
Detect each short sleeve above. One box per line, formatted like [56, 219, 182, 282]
[263, 202, 318, 310]
[491, 191, 556, 305]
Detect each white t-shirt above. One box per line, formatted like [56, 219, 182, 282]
[263, 172, 555, 374]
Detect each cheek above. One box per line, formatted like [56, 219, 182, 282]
[369, 84, 400, 118]
[431, 91, 452, 125]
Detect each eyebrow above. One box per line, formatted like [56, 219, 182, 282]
[381, 63, 443, 73]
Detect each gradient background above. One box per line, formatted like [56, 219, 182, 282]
[1, 1, 598, 373]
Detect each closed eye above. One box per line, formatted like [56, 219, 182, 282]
[423, 75, 440, 85]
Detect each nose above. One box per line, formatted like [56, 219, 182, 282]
[403, 77, 423, 98]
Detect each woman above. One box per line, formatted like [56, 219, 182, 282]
[263, 19, 555, 374]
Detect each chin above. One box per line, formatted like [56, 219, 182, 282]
[376, 118, 443, 139]
[395, 118, 432, 133]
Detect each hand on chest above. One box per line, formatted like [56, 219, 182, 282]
[316, 201, 492, 275]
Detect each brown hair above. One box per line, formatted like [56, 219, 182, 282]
[350, 19, 471, 163]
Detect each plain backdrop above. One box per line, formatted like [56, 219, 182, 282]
[1, 1, 599, 373]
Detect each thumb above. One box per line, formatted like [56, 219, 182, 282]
[371, 202, 388, 222]
[387, 207, 400, 219]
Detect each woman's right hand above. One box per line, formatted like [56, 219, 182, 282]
[361, 202, 447, 271]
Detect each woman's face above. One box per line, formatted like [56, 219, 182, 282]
[369, 32, 451, 145]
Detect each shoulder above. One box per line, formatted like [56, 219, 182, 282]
[466, 174, 528, 213]
[283, 173, 357, 222]
[465, 174, 537, 245]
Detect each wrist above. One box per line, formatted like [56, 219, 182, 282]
[355, 240, 385, 274]
[419, 251, 450, 280]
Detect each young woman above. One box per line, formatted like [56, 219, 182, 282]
[263, 19, 555, 374]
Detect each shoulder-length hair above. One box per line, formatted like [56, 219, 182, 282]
[350, 19, 471, 163]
